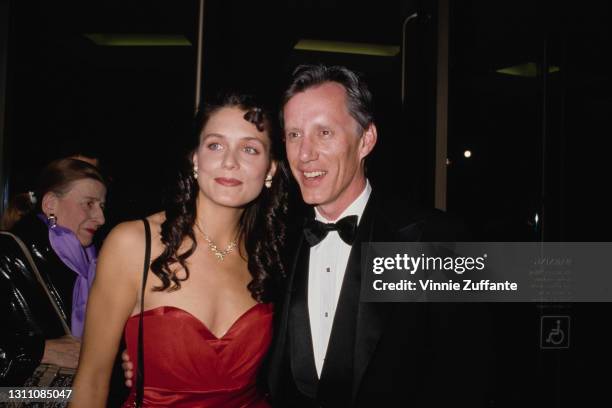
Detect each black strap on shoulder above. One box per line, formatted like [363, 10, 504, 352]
[136, 218, 151, 407]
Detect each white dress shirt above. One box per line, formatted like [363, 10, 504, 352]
[307, 180, 372, 377]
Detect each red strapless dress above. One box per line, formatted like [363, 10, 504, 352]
[122, 303, 273, 408]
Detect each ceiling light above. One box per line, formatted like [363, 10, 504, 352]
[84, 34, 191, 47]
[294, 39, 400, 57]
[496, 62, 560, 78]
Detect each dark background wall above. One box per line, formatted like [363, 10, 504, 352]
[2, 0, 199, 227]
[4, 1, 609, 240]
[448, 1, 612, 242]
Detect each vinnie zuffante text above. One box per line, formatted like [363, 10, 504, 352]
[371, 253, 518, 292]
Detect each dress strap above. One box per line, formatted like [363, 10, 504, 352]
[136, 218, 151, 407]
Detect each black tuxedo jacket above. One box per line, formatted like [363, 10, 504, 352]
[265, 191, 490, 407]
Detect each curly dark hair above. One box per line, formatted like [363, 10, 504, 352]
[150, 92, 289, 303]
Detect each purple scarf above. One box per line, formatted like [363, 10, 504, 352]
[38, 214, 97, 338]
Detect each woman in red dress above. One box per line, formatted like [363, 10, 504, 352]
[71, 92, 288, 407]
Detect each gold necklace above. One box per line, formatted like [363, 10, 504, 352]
[195, 222, 238, 261]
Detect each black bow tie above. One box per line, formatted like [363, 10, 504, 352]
[303, 215, 358, 246]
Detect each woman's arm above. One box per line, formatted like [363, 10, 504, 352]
[69, 221, 144, 407]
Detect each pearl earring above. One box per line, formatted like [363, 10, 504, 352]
[265, 174, 272, 188]
[193, 166, 198, 179]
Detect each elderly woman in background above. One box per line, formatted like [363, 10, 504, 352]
[0, 158, 106, 385]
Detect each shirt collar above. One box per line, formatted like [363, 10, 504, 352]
[314, 179, 372, 225]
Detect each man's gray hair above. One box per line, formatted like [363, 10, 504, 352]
[280, 64, 374, 133]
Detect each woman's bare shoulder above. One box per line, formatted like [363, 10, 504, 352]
[105, 220, 144, 246]
[98, 215, 164, 282]
[100, 212, 168, 259]
[105, 212, 165, 243]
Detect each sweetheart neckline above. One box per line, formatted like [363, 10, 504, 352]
[128, 303, 271, 340]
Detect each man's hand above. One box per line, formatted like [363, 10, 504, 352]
[121, 350, 134, 387]
[41, 335, 81, 369]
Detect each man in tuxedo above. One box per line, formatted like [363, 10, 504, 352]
[266, 64, 489, 407]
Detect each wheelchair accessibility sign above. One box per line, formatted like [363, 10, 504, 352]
[540, 316, 570, 349]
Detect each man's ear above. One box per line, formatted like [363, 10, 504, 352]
[359, 123, 378, 160]
[41, 192, 58, 217]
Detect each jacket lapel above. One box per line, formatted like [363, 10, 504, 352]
[317, 192, 392, 405]
[267, 230, 305, 397]
[349, 193, 394, 401]
[316, 216, 365, 405]
[288, 236, 319, 397]
[350, 196, 431, 402]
